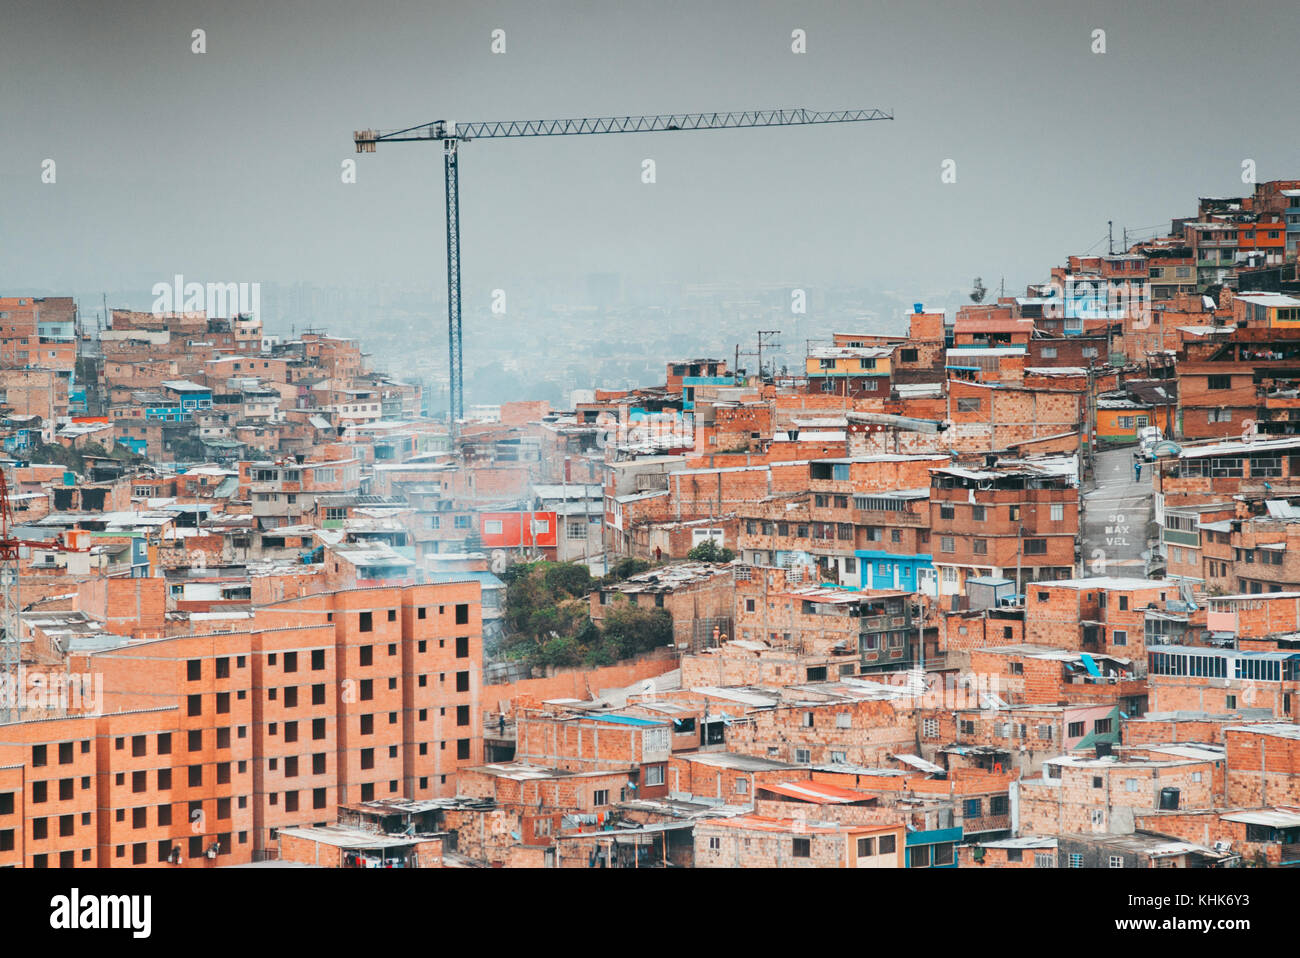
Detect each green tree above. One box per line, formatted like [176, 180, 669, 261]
[605, 557, 651, 583]
[602, 605, 673, 655]
[26, 441, 83, 472]
[535, 635, 582, 669]
[543, 561, 593, 597]
[687, 539, 735, 563]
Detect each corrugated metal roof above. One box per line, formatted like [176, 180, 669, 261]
[759, 780, 874, 804]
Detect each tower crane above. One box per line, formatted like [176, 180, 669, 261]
[353, 107, 893, 431]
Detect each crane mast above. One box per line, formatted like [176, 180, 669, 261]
[353, 106, 893, 431]
[0, 468, 20, 724]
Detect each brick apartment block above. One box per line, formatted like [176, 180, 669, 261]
[958, 836, 1057, 869]
[724, 693, 918, 768]
[1016, 753, 1217, 836]
[0, 581, 482, 867]
[666, 751, 801, 802]
[513, 708, 672, 796]
[1024, 577, 1186, 659]
[969, 645, 1147, 713]
[693, 814, 903, 868]
[1224, 723, 1300, 806]
[1146, 644, 1298, 719]
[680, 641, 858, 688]
[456, 762, 634, 814]
[919, 702, 1119, 777]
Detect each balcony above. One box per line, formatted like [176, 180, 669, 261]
[854, 509, 925, 526]
[861, 613, 909, 631]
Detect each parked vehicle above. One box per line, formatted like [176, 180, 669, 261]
[1137, 425, 1163, 461]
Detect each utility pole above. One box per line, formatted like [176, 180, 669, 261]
[756, 329, 780, 382]
[735, 329, 781, 383]
[1108, 221, 1114, 256]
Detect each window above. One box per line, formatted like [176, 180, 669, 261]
[1023, 539, 1047, 555]
[1208, 375, 1231, 390]
[645, 765, 665, 787]
[593, 790, 609, 807]
[957, 398, 981, 412]
[359, 611, 373, 632]
[1050, 503, 1064, 521]
[794, 748, 811, 764]
[1068, 853, 1084, 868]
[792, 837, 811, 858]
[940, 537, 955, 553]
[922, 718, 939, 738]
[973, 539, 987, 556]
[1109, 855, 1125, 869]
[1068, 721, 1084, 737]
[1035, 852, 1055, 868]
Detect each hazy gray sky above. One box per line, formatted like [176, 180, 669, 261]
[4, 0, 1299, 300]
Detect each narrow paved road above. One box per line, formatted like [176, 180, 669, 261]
[1081, 447, 1154, 577]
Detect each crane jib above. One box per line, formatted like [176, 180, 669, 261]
[356, 108, 892, 144]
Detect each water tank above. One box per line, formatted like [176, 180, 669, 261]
[913, 303, 924, 313]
